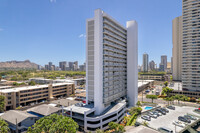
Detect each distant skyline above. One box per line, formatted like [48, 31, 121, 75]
[0, 0, 182, 66]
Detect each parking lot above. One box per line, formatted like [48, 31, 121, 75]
[137, 106, 200, 132]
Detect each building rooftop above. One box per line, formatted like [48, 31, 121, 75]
[1, 110, 37, 125]
[72, 78, 86, 81]
[0, 82, 74, 93]
[0, 86, 12, 89]
[138, 80, 154, 88]
[75, 92, 86, 98]
[27, 104, 61, 116]
[64, 100, 126, 117]
[64, 103, 94, 114]
[51, 98, 81, 107]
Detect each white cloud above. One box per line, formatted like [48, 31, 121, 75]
[79, 34, 86, 38]
[50, 0, 56, 3]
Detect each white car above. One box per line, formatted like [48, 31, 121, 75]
[173, 121, 185, 128]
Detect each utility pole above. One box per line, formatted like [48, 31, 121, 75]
[16, 118, 18, 133]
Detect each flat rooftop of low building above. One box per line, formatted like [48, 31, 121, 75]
[29, 78, 52, 81]
[51, 98, 81, 107]
[125, 125, 159, 133]
[0, 82, 74, 93]
[64, 103, 94, 114]
[75, 92, 86, 98]
[138, 80, 154, 88]
[0, 86, 12, 89]
[64, 100, 126, 117]
[72, 78, 86, 81]
[53, 79, 74, 83]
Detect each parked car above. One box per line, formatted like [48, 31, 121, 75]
[156, 109, 166, 115]
[178, 116, 191, 123]
[152, 111, 160, 117]
[167, 106, 175, 110]
[184, 115, 197, 120]
[158, 127, 173, 133]
[173, 121, 185, 128]
[161, 108, 169, 113]
[154, 111, 162, 116]
[147, 112, 157, 118]
[141, 115, 151, 121]
[194, 109, 200, 112]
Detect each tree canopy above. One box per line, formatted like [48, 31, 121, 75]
[0, 95, 5, 113]
[0, 118, 9, 133]
[129, 107, 142, 115]
[27, 114, 78, 133]
[162, 87, 173, 97]
[108, 122, 125, 133]
[146, 95, 157, 103]
[164, 81, 168, 87]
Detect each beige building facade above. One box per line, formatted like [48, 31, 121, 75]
[172, 16, 182, 81]
[0, 83, 75, 110]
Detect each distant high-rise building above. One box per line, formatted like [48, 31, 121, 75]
[182, 0, 200, 91]
[73, 61, 78, 71]
[68, 62, 74, 71]
[86, 9, 138, 115]
[149, 60, 155, 71]
[45, 65, 49, 70]
[172, 16, 182, 81]
[143, 53, 149, 72]
[161, 55, 167, 71]
[48, 62, 53, 70]
[59, 61, 67, 71]
[79, 62, 86, 71]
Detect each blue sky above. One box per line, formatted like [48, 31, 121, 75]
[0, 0, 182, 66]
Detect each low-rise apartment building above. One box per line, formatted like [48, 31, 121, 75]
[0, 83, 75, 110]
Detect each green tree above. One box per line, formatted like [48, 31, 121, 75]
[96, 129, 104, 133]
[164, 81, 168, 87]
[146, 95, 157, 103]
[136, 101, 141, 107]
[27, 114, 78, 133]
[170, 75, 173, 82]
[174, 95, 181, 105]
[164, 96, 174, 105]
[126, 113, 137, 126]
[162, 87, 173, 97]
[28, 81, 36, 86]
[0, 118, 9, 133]
[108, 122, 125, 133]
[129, 107, 142, 115]
[0, 95, 5, 113]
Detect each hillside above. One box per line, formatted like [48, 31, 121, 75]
[0, 60, 38, 70]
